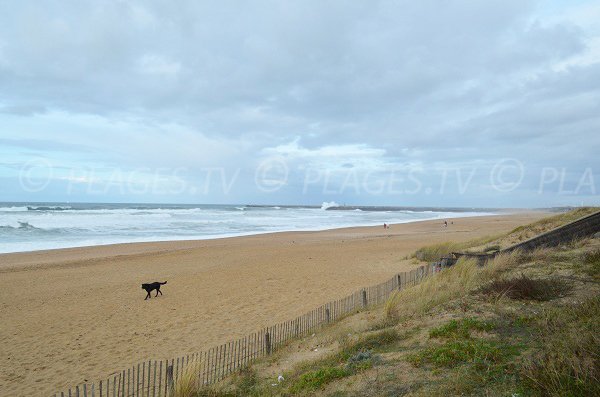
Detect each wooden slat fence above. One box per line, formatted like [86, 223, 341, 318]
[54, 263, 436, 396]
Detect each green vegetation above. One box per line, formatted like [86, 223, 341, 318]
[289, 366, 349, 393]
[408, 338, 517, 368]
[428, 317, 494, 339]
[407, 316, 520, 395]
[268, 329, 400, 394]
[345, 350, 378, 372]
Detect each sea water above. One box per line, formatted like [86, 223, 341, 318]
[0, 202, 494, 253]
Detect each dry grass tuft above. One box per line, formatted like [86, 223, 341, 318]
[169, 361, 207, 397]
[484, 250, 523, 270]
[478, 274, 572, 301]
[413, 235, 503, 262]
[583, 249, 600, 281]
[414, 242, 464, 262]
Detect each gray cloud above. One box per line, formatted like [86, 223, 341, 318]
[0, 0, 599, 206]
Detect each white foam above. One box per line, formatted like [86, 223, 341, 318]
[0, 204, 494, 254]
[320, 201, 339, 210]
[0, 206, 29, 212]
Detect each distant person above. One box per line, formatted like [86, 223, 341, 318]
[383, 223, 388, 229]
[444, 220, 448, 227]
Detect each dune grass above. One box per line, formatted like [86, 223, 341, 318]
[521, 296, 600, 396]
[413, 234, 502, 261]
[413, 241, 465, 262]
[502, 207, 598, 245]
[168, 361, 203, 397]
[583, 249, 600, 281]
[385, 250, 523, 320]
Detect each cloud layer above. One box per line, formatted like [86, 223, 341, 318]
[1, 0, 599, 206]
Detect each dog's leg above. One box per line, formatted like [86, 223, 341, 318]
[158, 289, 163, 296]
[145, 291, 151, 300]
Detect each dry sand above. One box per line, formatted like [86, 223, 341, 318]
[0, 212, 548, 396]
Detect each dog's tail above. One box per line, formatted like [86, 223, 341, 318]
[160, 281, 167, 285]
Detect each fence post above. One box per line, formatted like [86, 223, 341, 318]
[325, 307, 330, 323]
[396, 274, 401, 290]
[166, 364, 174, 394]
[361, 289, 367, 308]
[265, 331, 272, 355]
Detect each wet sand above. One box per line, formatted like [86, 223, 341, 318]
[0, 211, 548, 396]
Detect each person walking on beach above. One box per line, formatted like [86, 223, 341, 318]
[444, 220, 448, 227]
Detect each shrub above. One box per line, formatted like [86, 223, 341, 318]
[345, 350, 379, 371]
[479, 275, 571, 301]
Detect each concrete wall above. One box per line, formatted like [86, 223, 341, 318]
[504, 210, 600, 253]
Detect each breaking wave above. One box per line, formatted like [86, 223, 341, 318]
[27, 206, 73, 211]
[0, 202, 494, 253]
[320, 201, 339, 210]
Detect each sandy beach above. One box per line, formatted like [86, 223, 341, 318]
[0, 212, 548, 396]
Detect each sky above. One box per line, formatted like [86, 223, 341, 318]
[0, 0, 599, 208]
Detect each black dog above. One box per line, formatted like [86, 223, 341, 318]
[142, 281, 167, 300]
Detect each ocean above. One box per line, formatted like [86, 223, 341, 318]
[0, 202, 495, 253]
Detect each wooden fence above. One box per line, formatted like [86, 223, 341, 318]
[54, 263, 436, 397]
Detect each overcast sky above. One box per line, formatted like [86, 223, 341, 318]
[1, 0, 599, 207]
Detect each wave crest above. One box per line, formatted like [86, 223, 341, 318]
[27, 206, 73, 211]
[0, 221, 40, 230]
[320, 201, 339, 210]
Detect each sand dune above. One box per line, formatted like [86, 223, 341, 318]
[0, 212, 548, 396]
